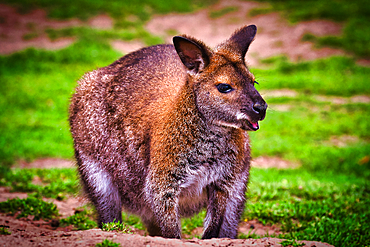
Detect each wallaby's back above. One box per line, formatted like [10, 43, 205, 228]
[69, 25, 267, 239]
[71, 44, 185, 124]
[70, 44, 187, 218]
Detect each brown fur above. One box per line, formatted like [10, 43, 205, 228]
[69, 25, 267, 239]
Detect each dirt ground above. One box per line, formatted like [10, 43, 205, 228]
[0, 0, 354, 246]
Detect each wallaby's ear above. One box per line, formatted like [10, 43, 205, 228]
[225, 24, 257, 60]
[173, 36, 210, 74]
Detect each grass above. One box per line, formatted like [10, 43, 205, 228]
[96, 239, 120, 247]
[0, 0, 216, 21]
[279, 239, 305, 247]
[238, 230, 273, 239]
[59, 207, 97, 230]
[102, 220, 132, 233]
[0, 196, 59, 220]
[121, 212, 145, 231]
[0, 0, 369, 246]
[0, 167, 80, 199]
[0, 41, 119, 166]
[251, 0, 370, 58]
[181, 210, 206, 237]
[244, 168, 370, 246]
[253, 56, 370, 96]
[0, 227, 11, 235]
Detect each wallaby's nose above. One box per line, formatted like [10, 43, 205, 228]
[253, 102, 267, 119]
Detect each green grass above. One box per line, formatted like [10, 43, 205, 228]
[243, 168, 370, 246]
[250, 102, 370, 178]
[249, 59, 370, 183]
[60, 207, 97, 230]
[0, 40, 120, 165]
[279, 239, 305, 247]
[181, 210, 206, 237]
[0, 167, 80, 199]
[0, 196, 59, 220]
[0, 0, 216, 21]
[0, 227, 11, 235]
[251, 0, 370, 58]
[253, 56, 370, 96]
[45, 26, 163, 47]
[96, 239, 121, 247]
[121, 212, 145, 231]
[102, 220, 132, 233]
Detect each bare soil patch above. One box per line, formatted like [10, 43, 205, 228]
[327, 135, 362, 148]
[0, 4, 112, 55]
[110, 40, 146, 55]
[145, 0, 345, 66]
[0, 4, 78, 54]
[251, 156, 300, 169]
[260, 89, 299, 98]
[14, 158, 75, 169]
[315, 95, 370, 104]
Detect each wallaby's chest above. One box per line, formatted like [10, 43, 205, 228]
[176, 130, 243, 196]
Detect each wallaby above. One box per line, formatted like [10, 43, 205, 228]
[69, 24, 267, 239]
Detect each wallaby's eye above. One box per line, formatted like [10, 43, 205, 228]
[216, 83, 233, 93]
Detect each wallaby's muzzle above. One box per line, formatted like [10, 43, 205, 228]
[239, 99, 267, 131]
[250, 101, 267, 131]
[253, 102, 268, 121]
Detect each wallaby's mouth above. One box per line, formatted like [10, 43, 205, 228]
[236, 112, 260, 131]
[246, 120, 259, 131]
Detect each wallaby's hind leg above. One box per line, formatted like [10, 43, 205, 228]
[76, 154, 122, 227]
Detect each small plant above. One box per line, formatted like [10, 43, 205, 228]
[279, 239, 305, 247]
[238, 228, 278, 239]
[102, 220, 132, 234]
[0, 226, 11, 235]
[0, 196, 59, 220]
[181, 210, 206, 236]
[238, 231, 263, 239]
[95, 239, 120, 247]
[59, 208, 97, 230]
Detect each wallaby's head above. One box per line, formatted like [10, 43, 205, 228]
[173, 25, 267, 131]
